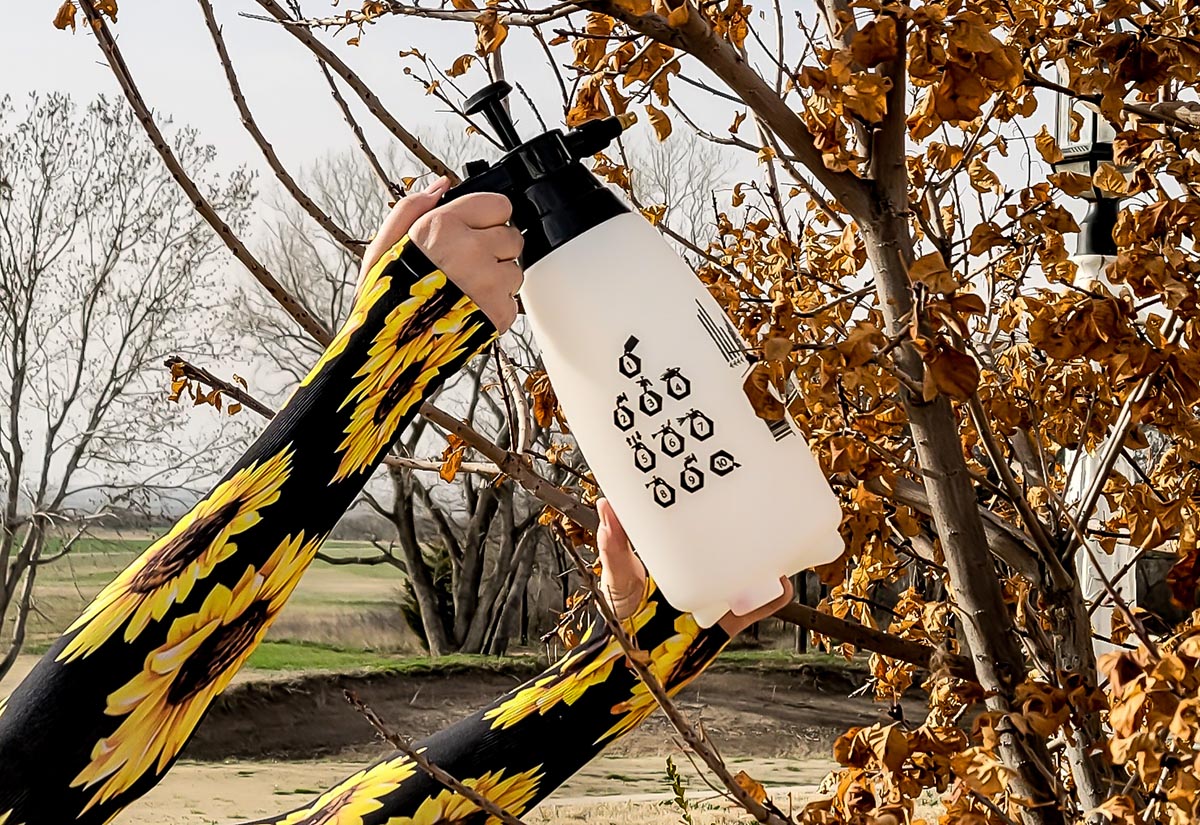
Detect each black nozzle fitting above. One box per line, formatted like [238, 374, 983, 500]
[439, 85, 634, 267]
[464, 81, 523, 151]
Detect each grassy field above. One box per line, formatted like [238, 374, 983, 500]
[22, 534, 862, 676]
[27, 535, 421, 655]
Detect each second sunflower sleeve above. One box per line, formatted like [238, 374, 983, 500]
[251, 580, 731, 825]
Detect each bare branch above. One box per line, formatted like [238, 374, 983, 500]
[319, 63, 406, 201]
[248, 0, 459, 181]
[198, 0, 365, 257]
[344, 690, 532, 825]
[553, 536, 789, 825]
[78, 0, 332, 345]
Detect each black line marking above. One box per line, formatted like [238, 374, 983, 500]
[767, 418, 794, 441]
[696, 300, 745, 366]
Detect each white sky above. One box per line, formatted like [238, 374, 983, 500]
[3, 2, 547, 174]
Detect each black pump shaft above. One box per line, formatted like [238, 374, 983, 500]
[464, 81, 523, 151]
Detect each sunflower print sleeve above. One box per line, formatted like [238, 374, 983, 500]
[246, 580, 729, 825]
[0, 236, 497, 825]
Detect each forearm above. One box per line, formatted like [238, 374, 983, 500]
[250, 580, 729, 825]
[0, 237, 497, 825]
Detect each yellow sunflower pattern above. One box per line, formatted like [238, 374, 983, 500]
[298, 235, 403, 390]
[385, 766, 542, 825]
[333, 269, 493, 482]
[59, 448, 294, 662]
[273, 756, 418, 825]
[598, 610, 709, 743]
[71, 531, 324, 812]
[484, 592, 659, 731]
[239, 576, 730, 825]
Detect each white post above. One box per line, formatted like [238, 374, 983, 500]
[1065, 255, 1140, 658]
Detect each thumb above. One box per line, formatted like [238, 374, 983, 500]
[361, 176, 451, 277]
[596, 499, 635, 574]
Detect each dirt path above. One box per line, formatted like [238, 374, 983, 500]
[120, 755, 836, 824]
[179, 658, 917, 762]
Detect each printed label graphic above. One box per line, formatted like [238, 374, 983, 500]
[654, 422, 685, 457]
[662, 367, 691, 400]
[619, 336, 642, 378]
[710, 449, 740, 476]
[612, 338, 739, 508]
[613, 393, 635, 431]
[647, 476, 677, 508]
[696, 300, 748, 367]
[680, 454, 705, 492]
[636, 377, 663, 416]
[680, 409, 714, 441]
[627, 432, 656, 473]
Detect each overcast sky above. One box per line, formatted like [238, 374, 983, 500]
[3, 2, 561, 175]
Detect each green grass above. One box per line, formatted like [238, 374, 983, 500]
[42, 536, 148, 558]
[243, 640, 547, 677]
[245, 641, 403, 671]
[713, 648, 867, 670]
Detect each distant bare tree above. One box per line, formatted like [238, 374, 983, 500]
[0, 93, 252, 679]
[623, 128, 733, 248]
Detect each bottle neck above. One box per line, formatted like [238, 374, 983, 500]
[521, 164, 629, 266]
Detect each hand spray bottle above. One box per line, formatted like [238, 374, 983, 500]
[439, 82, 845, 627]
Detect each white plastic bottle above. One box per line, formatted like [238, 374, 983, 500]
[520, 213, 845, 627]
[444, 81, 846, 627]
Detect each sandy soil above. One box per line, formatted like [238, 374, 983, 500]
[118, 756, 837, 824]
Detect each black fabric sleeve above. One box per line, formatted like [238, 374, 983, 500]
[0, 236, 497, 825]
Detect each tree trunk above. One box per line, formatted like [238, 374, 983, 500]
[487, 530, 540, 656]
[451, 482, 501, 647]
[460, 493, 516, 653]
[1050, 577, 1111, 818]
[862, 207, 1065, 825]
[390, 466, 452, 656]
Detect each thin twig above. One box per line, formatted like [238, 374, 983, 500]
[555, 537, 789, 825]
[319, 62, 405, 200]
[249, 0, 458, 180]
[198, 0, 365, 257]
[164, 357, 277, 419]
[344, 690, 531, 825]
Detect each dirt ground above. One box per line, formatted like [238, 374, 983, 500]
[176, 658, 919, 763]
[108, 658, 925, 823]
[118, 756, 840, 824]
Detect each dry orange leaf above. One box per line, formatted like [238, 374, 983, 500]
[53, 0, 77, 30]
[733, 770, 767, 804]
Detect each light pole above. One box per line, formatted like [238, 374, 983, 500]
[1051, 80, 1137, 655]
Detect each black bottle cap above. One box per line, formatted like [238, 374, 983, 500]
[441, 83, 632, 267]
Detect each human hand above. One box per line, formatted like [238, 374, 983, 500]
[359, 177, 525, 333]
[595, 498, 794, 634]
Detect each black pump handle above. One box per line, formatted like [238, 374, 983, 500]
[464, 81, 523, 151]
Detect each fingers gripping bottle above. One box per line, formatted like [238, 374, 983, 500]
[441, 82, 845, 627]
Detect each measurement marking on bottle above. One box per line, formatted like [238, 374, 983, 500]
[766, 418, 794, 441]
[695, 300, 746, 367]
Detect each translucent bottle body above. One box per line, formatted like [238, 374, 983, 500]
[520, 213, 844, 627]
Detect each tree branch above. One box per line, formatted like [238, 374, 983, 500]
[78, 0, 333, 346]
[198, 0, 365, 257]
[581, 0, 873, 216]
[319, 62, 405, 200]
[249, 0, 459, 181]
[344, 690, 531, 825]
